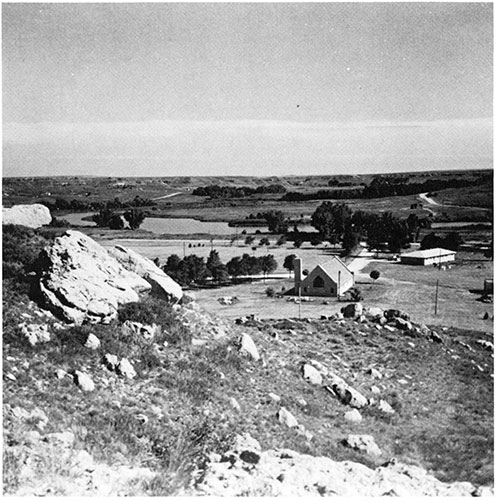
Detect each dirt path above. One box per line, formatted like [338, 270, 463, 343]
[152, 191, 184, 200]
[418, 192, 440, 206]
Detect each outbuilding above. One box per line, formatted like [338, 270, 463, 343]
[294, 256, 354, 297]
[400, 247, 456, 266]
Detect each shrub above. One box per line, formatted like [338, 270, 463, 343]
[350, 287, 363, 302]
[265, 287, 276, 298]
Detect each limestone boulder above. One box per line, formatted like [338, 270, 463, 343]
[3, 204, 52, 228]
[35, 231, 151, 324]
[195, 438, 479, 497]
[108, 245, 182, 302]
[344, 434, 382, 456]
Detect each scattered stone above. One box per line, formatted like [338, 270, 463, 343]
[367, 368, 383, 379]
[429, 331, 443, 343]
[296, 397, 307, 407]
[378, 400, 395, 414]
[302, 364, 323, 385]
[230, 397, 241, 412]
[477, 340, 493, 351]
[397, 379, 408, 385]
[327, 380, 368, 409]
[117, 358, 136, 379]
[344, 409, 363, 423]
[268, 393, 281, 403]
[191, 338, 208, 346]
[394, 317, 412, 331]
[2, 203, 52, 228]
[344, 434, 382, 456]
[407, 341, 416, 348]
[103, 354, 119, 371]
[121, 320, 159, 339]
[74, 371, 95, 392]
[240, 333, 260, 361]
[370, 385, 381, 395]
[385, 309, 410, 321]
[363, 306, 384, 320]
[385, 325, 396, 332]
[44, 431, 75, 446]
[277, 407, 299, 428]
[18, 322, 51, 346]
[84, 333, 100, 350]
[55, 369, 67, 379]
[341, 303, 363, 319]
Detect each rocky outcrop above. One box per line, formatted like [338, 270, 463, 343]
[108, 245, 182, 302]
[195, 435, 479, 496]
[35, 231, 152, 324]
[2, 204, 52, 228]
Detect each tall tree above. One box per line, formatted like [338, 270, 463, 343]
[311, 202, 352, 244]
[263, 210, 288, 233]
[124, 208, 146, 230]
[283, 254, 297, 277]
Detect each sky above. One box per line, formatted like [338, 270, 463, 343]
[2, 2, 493, 177]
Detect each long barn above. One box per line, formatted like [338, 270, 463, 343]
[400, 247, 456, 266]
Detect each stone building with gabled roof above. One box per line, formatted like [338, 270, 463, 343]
[294, 256, 354, 297]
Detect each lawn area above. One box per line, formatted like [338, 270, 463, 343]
[357, 253, 493, 332]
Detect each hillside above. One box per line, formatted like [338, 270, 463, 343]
[2, 225, 494, 496]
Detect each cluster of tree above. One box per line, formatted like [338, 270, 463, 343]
[41, 195, 156, 212]
[92, 208, 146, 230]
[328, 179, 357, 187]
[162, 250, 278, 286]
[280, 173, 492, 202]
[281, 188, 363, 202]
[311, 202, 432, 254]
[420, 232, 463, 251]
[192, 184, 286, 199]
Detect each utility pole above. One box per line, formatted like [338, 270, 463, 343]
[298, 285, 302, 320]
[183, 242, 186, 258]
[434, 279, 439, 315]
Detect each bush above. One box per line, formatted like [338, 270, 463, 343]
[265, 287, 276, 298]
[349, 287, 363, 302]
[2, 224, 48, 280]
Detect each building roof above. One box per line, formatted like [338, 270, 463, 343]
[400, 247, 456, 259]
[315, 256, 353, 279]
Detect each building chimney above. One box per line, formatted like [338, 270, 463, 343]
[293, 257, 302, 295]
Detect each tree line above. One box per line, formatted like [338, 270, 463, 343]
[192, 184, 287, 199]
[161, 250, 278, 286]
[40, 195, 156, 212]
[281, 173, 491, 202]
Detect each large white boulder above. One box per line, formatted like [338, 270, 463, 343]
[109, 245, 182, 302]
[36, 231, 151, 324]
[2, 204, 52, 228]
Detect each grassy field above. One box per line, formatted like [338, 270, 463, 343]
[97, 237, 494, 333]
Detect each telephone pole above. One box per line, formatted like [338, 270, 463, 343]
[434, 279, 439, 315]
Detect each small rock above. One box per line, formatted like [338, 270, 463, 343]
[117, 358, 137, 379]
[477, 339, 493, 351]
[378, 400, 395, 414]
[367, 368, 383, 379]
[44, 430, 75, 446]
[19, 322, 51, 346]
[370, 385, 381, 395]
[296, 397, 307, 407]
[239, 333, 260, 361]
[344, 409, 363, 423]
[429, 331, 443, 343]
[74, 371, 95, 392]
[5, 373, 17, 381]
[55, 369, 67, 379]
[277, 407, 299, 428]
[84, 333, 100, 350]
[345, 434, 382, 456]
[341, 303, 363, 319]
[104, 353, 119, 370]
[268, 392, 281, 403]
[303, 363, 323, 385]
[229, 397, 241, 412]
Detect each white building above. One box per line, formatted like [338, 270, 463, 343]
[400, 247, 456, 266]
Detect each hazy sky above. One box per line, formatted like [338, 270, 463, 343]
[2, 2, 493, 177]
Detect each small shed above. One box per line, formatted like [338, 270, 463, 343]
[294, 256, 354, 297]
[400, 247, 456, 266]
